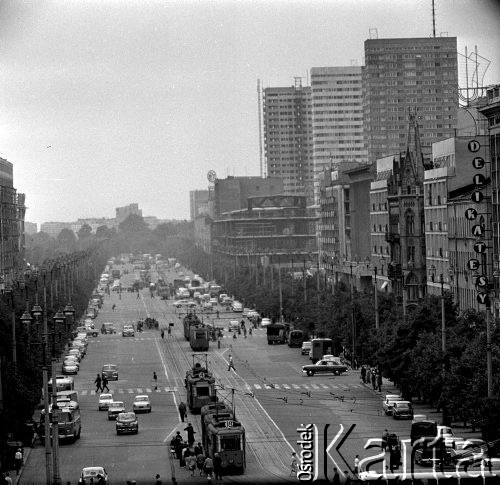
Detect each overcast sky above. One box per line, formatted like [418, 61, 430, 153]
[1, 0, 499, 227]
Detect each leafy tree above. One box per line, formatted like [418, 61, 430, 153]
[118, 214, 149, 234]
[56, 228, 77, 252]
[77, 223, 92, 240]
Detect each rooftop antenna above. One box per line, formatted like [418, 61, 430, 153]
[432, 0, 436, 37]
[369, 28, 378, 39]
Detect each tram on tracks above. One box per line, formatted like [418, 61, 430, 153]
[183, 312, 202, 340]
[185, 355, 216, 413]
[190, 325, 210, 351]
[200, 402, 246, 473]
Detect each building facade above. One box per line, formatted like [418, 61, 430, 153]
[0, 158, 26, 277]
[311, 66, 367, 201]
[363, 36, 458, 163]
[212, 176, 284, 218]
[263, 80, 314, 198]
[116, 203, 142, 224]
[190, 190, 210, 221]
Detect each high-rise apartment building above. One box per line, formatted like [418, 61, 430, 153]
[263, 79, 313, 199]
[363, 37, 458, 163]
[311, 66, 367, 201]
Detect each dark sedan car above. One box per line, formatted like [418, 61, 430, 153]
[116, 412, 138, 435]
[102, 364, 118, 381]
[302, 359, 348, 376]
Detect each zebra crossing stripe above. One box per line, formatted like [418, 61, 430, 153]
[283, 384, 290, 389]
[118, 389, 124, 394]
[302, 385, 310, 390]
[264, 385, 272, 389]
[321, 384, 329, 389]
[146, 388, 152, 393]
[90, 390, 96, 395]
[273, 384, 280, 389]
[81, 390, 88, 396]
[137, 388, 143, 393]
[311, 384, 320, 389]
[292, 384, 300, 389]
[254, 384, 262, 389]
[127, 389, 134, 393]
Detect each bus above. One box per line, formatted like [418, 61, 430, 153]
[40, 405, 81, 443]
[288, 329, 304, 347]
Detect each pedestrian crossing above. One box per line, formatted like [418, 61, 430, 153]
[79, 386, 178, 396]
[246, 382, 366, 391]
[77, 382, 366, 396]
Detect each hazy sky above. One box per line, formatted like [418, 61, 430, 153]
[1, 0, 499, 227]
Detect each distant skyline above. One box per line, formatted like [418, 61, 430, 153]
[1, 0, 499, 226]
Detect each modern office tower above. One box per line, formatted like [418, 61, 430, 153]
[363, 36, 458, 163]
[311, 66, 367, 201]
[262, 78, 313, 200]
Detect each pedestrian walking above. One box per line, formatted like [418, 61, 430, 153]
[196, 452, 205, 476]
[203, 456, 214, 479]
[185, 422, 196, 447]
[354, 455, 360, 475]
[360, 365, 366, 383]
[243, 327, 247, 338]
[194, 442, 203, 456]
[137, 291, 140, 299]
[382, 429, 389, 452]
[101, 374, 109, 392]
[213, 452, 223, 480]
[377, 372, 383, 392]
[186, 453, 197, 476]
[155, 474, 162, 485]
[290, 452, 298, 476]
[14, 448, 23, 475]
[178, 401, 187, 422]
[332, 468, 340, 485]
[94, 374, 102, 392]
[112, 303, 116, 311]
[227, 354, 235, 371]
[153, 371, 158, 390]
[371, 371, 377, 390]
[168, 326, 172, 337]
[161, 329, 165, 339]
[172, 431, 183, 458]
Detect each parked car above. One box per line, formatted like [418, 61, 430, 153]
[62, 358, 79, 375]
[98, 393, 113, 411]
[102, 364, 118, 381]
[261, 318, 271, 327]
[107, 401, 125, 420]
[231, 301, 243, 312]
[116, 412, 138, 434]
[392, 401, 414, 419]
[78, 467, 109, 484]
[382, 394, 402, 416]
[132, 395, 151, 413]
[228, 320, 240, 332]
[301, 341, 312, 355]
[302, 359, 349, 376]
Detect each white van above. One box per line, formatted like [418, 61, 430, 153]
[231, 301, 243, 312]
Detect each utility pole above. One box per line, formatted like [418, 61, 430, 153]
[374, 266, 379, 330]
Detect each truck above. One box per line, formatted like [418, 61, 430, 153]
[266, 323, 287, 345]
[309, 338, 333, 363]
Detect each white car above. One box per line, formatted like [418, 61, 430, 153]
[132, 394, 152, 413]
[261, 318, 271, 327]
[242, 308, 251, 317]
[209, 297, 218, 306]
[98, 393, 114, 411]
[231, 301, 243, 312]
[62, 358, 79, 375]
[78, 466, 109, 485]
[202, 301, 213, 310]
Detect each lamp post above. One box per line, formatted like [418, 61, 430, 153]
[350, 263, 356, 369]
[4, 283, 17, 368]
[278, 255, 283, 323]
[32, 270, 52, 485]
[374, 266, 379, 330]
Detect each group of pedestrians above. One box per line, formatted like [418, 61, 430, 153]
[171, 430, 223, 480]
[360, 364, 383, 392]
[94, 373, 110, 392]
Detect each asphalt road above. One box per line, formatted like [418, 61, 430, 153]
[19, 262, 429, 484]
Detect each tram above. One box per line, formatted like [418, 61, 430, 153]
[190, 325, 210, 351]
[185, 360, 216, 413]
[183, 312, 202, 340]
[201, 405, 246, 473]
[288, 329, 304, 347]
